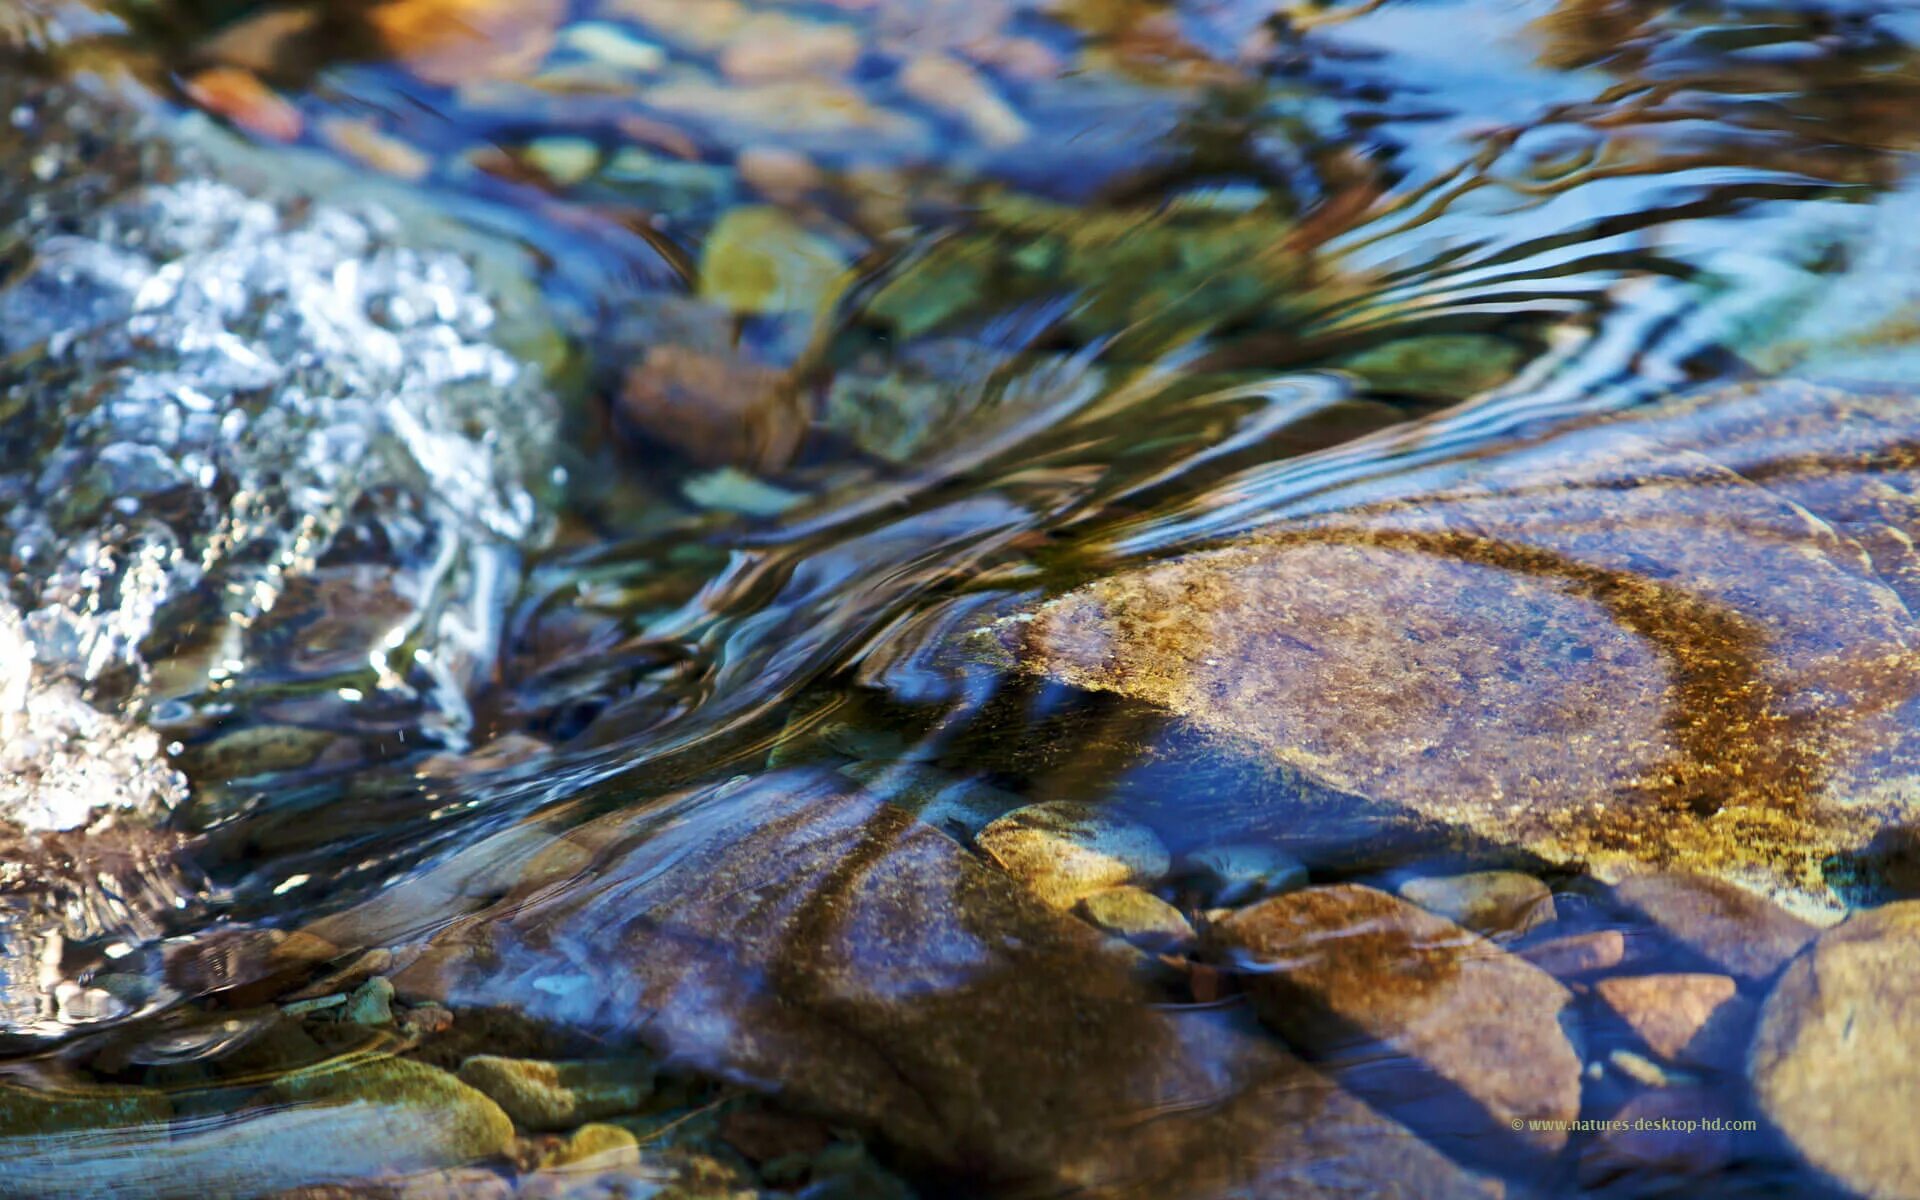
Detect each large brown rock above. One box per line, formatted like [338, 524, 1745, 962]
[346, 769, 1499, 1198]
[1211, 883, 1582, 1162]
[1751, 899, 1920, 1200]
[1019, 381, 1920, 915]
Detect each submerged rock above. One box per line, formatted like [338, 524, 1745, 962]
[1211, 883, 1583, 1162]
[0, 1080, 170, 1137]
[456, 1055, 653, 1130]
[0, 1056, 512, 1198]
[974, 801, 1171, 910]
[338, 769, 1500, 1197]
[1016, 381, 1920, 915]
[1517, 929, 1628, 978]
[1608, 872, 1818, 982]
[1578, 1087, 1736, 1188]
[1751, 899, 1920, 1200]
[1397, 871, 1555, 940]
[1175, 844, 1307, 907]
[1593, 973, 1749, 1070]
[1077, 886, 1196, 953]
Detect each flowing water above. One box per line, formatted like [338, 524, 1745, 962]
[7, 0, 1920, 1196]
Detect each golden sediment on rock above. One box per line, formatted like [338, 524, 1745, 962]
[1020, 381, 1920, 912]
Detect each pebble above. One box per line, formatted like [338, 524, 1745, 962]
[344, 976, 396, 1026]
[1078, 886, 1196, 953]
[1398, 870, 1555, 939]
[1609, 1048, 1694, 1088]
[1594, 973, 1749, 1068]
[523, 137, 601, 187]
[1211, 883, 1582, 1160]
[898, 53, 1029, 147]
[545, 1122, 641, 1169]
[603, 0, 746, 53]
[183, 67, 303, 143]
[197, 5, 321, 73]
[1609, 872, 1817, 982]
[698, 204, 849, 317]
[1751, 899, 1920, 1199]
[317, 117, 432, 181]
[719, 13, 862, 83]
[683, 467, 807, 516]
[737, 145, 823, 206]
[1177, 844, 1306, 907]
[644, 76, 921, 143]
[364, 0, 562, 85]
[1517, 929, 1627, 977]
[457, 1056, 654, 1131]
[281, 993, 348, 1018]
[557, 21, 667, 72]
[399, 1002, 456, 1040]
[975, 801, 1170, 910]
[618, 346, 803, 472]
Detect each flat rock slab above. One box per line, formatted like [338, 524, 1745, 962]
[1211, 883, 1582, 1163]
[1751, 899, 1920, 1200]
[1019, 381, 1920, 915]
[358, 769, 1500, 1198]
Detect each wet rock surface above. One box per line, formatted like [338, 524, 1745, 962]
[0, 1058, 512, 1198]
[1608, 873, 1819, 982]
[1077, 886, 1195, 953]
[973, 801, 1170, 911]
[322, 769, 1499, 1197]
[1594, 973, 1750, 1070]
[1398, 871, 1555, 940]
[1578, 1087, 1738, 1189]
[456, 1056, 653, 1131]
[1019, 381, 1920, 916]
[1751, 899, 1920, 1200]
[1211, 883, 1583, 1162]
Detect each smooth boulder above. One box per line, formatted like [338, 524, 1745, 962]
[1751, 899, 1920, 1199]
[1212, 883, 1583, 1161]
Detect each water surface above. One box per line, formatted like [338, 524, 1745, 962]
[6, 0, 1920, 1196]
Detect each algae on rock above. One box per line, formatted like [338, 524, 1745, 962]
[1016, 380, 1920, 917]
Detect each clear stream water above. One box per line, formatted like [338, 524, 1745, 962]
[6, 0, 1920, 1196]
